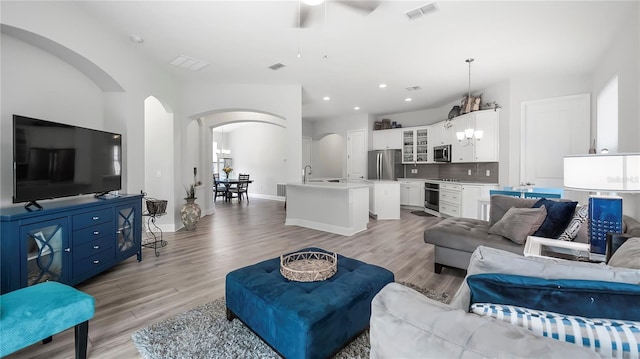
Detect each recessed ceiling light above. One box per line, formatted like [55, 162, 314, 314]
[129, 35, 144, 44]
[354, 106, 360, 110]
[379, 83, 387, 88]
[323, 96, 331, 101]
[404, 97, 412, 102]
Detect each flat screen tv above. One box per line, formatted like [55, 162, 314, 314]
[13, 115, 122, 209]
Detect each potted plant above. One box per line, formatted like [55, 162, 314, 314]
[180, 167, 202, 231]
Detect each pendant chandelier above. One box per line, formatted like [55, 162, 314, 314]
[456, 58, 483, 142]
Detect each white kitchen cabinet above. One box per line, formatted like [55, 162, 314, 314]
[450, 110, 499, 163]
[368, 181, 400, 219]
[473, 110, 499, 162]
[399, 180, 424, 207]
[427, 122, 451, 163]
[372, 129, 402, 150]
[401, 127, 429, 164]
[439, 183, 462, 217]
[440, 182, 498, 219]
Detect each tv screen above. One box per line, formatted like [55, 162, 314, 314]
[13, 115, 122, 205]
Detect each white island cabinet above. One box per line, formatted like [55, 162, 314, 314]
[367, 180, 400, 219]
[285, 181, 370, 236]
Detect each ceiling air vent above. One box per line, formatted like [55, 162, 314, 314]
[169, 55, 209, 71]
[405, 86, 422, 92]
[268, 63, 286, 71]
[405, 2, 439, 20]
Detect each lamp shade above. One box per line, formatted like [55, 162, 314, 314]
[564, 153, 640, 192]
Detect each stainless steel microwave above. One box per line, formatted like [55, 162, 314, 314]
[433, 145, 451, 162]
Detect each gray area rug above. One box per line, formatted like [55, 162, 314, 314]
[131, 283, 449, 359]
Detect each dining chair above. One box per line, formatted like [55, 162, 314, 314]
[213, 173, 227, 202]
[229, 173, 250, 203]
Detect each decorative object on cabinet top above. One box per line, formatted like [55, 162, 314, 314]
[374, 119, 402, 130]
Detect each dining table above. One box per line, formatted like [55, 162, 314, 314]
[217, 178, 254, 202]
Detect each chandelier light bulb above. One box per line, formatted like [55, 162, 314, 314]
[464, 128, 474, 139]
[474, 130, 484, 140]
[456, 132, 465, 141]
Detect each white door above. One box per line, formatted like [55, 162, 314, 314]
[521, 94, 590, 188]
[347, 129, 366, 180]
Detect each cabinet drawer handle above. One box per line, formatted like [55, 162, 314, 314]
[65, 248, 71, 252]
[93, 231, 100, 235]
[93, 245, 100, 249]
[93, 260, 100, 264]
[92, 216, 99, 220]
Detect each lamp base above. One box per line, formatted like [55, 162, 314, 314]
[588, 196, 623, 262]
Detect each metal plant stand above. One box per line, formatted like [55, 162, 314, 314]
[142, 212, 167, 257]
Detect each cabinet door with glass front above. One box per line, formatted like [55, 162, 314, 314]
[116, 203, 142, 262]
[415, 127, 429, 163]
[402, 129, 415, 163]
[402, 127, 429, 164]
[21, 217, 70, 287]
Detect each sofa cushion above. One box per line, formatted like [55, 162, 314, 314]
[471, 303, 640, 358]
[625, 216, 640, 237]
[608, 238, 640, 269]
[369, 282, 601, 359]
[532, 199, 578, 238]
[449, 246, 640, 312]
[489, 195, 538, 227]
[424, 218, 524, 255]
[558, 204, 589, 241]
[467, 273, 640, 320]
[488, 206, 547, 244]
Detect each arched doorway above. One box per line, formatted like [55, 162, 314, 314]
[188, 110, 287, 214]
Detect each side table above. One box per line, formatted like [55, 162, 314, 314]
[524, 236, 600, 262]
[142, 212, 167, 257]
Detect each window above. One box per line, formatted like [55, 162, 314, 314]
[597, 75, 618, 153]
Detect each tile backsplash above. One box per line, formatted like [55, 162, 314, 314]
[404, 162, 499, 183]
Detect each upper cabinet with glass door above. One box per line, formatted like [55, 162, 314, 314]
[402, 126, 429, 164]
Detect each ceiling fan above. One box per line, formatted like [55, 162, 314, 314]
[296, 0, 381, 28]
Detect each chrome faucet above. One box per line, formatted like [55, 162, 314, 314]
[303, 165, 312, 184]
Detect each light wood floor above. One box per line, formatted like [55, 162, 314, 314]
[9, 198, 465, 359]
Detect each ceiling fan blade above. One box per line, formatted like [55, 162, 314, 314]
[335, 0, 380, 14]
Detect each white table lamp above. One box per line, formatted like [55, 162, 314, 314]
[564, 153, 640, 261]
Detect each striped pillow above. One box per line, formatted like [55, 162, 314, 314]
[471, 303, 640, 358]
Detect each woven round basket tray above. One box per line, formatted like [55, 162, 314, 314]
[280, 251, 338, 282]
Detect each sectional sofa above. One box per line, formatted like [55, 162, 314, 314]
[423, 194, 640, 273]
[370, 245, 640, 358]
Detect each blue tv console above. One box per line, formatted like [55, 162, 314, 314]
[0, 194, 143, 294]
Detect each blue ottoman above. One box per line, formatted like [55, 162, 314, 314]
[225, 248, 394, 359]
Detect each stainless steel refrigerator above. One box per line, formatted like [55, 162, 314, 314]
[368, 149, 403, 180]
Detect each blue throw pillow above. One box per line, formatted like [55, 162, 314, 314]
[532, 199, 578, 238]
[467, 273, 640, 321]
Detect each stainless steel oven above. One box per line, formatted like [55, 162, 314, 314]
[424, 182, 440, 213]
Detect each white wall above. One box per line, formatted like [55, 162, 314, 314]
[591, 6, 640, 218]
[144, 96, 175, 230]
[1, 2, 176, 211]
[227, 123, 287, 198]
[313, 134, 344, 178]
[0, 33, 105, 206]
[308, 113, 368, 178]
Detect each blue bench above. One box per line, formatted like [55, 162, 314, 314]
[0, 281, 95, 358]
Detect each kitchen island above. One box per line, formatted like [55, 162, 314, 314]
[285, 181, 370, 236]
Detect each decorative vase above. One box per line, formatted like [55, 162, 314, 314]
[181, 197, 201, 231]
